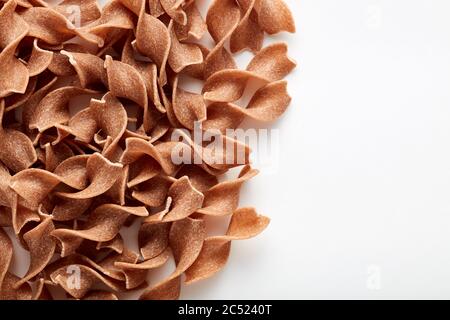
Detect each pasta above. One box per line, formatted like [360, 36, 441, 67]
[0, 0, 295, 300]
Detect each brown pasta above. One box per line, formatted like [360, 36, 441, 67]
[0, 228, 13, 288]
[229, 0, 263, 54]
[135, 8, 170, 86]
[50, 264, 123, 299]
[14, 217, 56, 287]
[54, 0, 101, 27]
[33, 278, 53, 300]
[185, 207, 270, 283]
[174, 1, 207, 41]
[55, 153, 124, 199]
[140, 217, 206, 300]
[83, 291, 119, 300]
[0, 0, 295, 300]
[143, 176, 204, 223]
[168, 20, 203, 73]
[0, 101, 37, 173]
[0, 0, 29, 98]
[51, 205, 149, 249]
[203, 0, 239, 79]
[27, 40, 53, 77]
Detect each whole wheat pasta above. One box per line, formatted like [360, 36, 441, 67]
[138, 222, 171, 260]
[97, 234, 124, 253]
[0, 0, 296, 300]
[4, 77, 37, 113]
[62, 51, 107, 89]
[14, 217, 56, 287]
[185, 207, 270, 283]
[33, 278, 53, 300]
[54, 0, 101, 27]
[140, 217, 206, 300]
[29, 86, 99, 132]
[122, 37, 165, 112]
[50, 264, 123, 298]
[167, 20, 203, 73]
[55, 153, 124, 199]
[229, 0, 263, 53]
[83, 291, 119, 300]
[143, 176, 204, 223]
[174, 1, 206, 41]
[202, 43, 296, 103]
[26, 40, 54, 77]
[0, 102, 38, 173]
[203, 0, 239, 80]
[196, 165, 258, 216]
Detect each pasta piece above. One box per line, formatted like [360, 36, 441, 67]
[51, 204, 149, 244]
[258, 0, 296, 35]
[132, 175, 173, 207]
[0, 0, 29, 98]
[33, 278, 53, 300]
[203, 0, 239, 79]
[229, 0, 263, 53]
[135, 11, 170, 85]
[138, 222, 170, 260]
[27, 40, 54, 77]
[10, 169, 61, 210]
[172, 75, 206, 130]
[83, 291, 119, 300]
[89, 93, 128, 158]
[12, 205, 40, 235]
[140, 218, 205, 300]
[54, 0, 101, 27]
[196, 165, 258, 216]
[61, 51, 107, 89]
[185, 207, 269, 283]
[174, 2, 207, 41]
[168, 20, 203, 73]
[121, 36, 164, 113]
[20, 6, 94, 45]
[121, 138, 179, 175]
[50, 264, 122, 299]
[202, 80, 292, 132]
[143, 176, 204, 223]
[55, 153, 124, 200]
[203, 42, 296, 102]
[29, 86, 98, 132]
[160, 0, 187, 25]
[0, 102, 37, 173]
[0, 228, 13, 288]
[14, 217, 56, 287]
[76, 0, 135, 47]
[0, 273, 32, 300]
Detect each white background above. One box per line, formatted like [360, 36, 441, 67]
[184, 0, 450, 299]
[9, 0, 450, 299]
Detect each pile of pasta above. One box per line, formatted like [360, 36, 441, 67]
[0, 0, 295, 299]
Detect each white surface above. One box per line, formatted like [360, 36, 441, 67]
[10, 0, 450, 300]
[184, 0, 450, 299]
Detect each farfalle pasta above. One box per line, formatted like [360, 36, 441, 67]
[0, 0, 295, 300]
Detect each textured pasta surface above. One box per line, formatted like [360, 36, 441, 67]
[0, 0, 295, 300]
